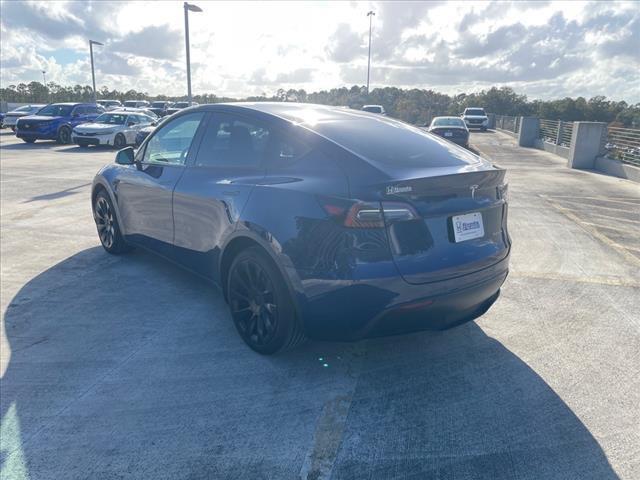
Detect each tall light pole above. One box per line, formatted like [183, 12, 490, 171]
[89, 40, 103, 104]
[184, 2, 203, 104]
[42, 70, 47, 101]
[366, 10, 375, 95]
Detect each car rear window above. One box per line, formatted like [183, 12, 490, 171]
[314, 118, 475, 168]
[432, 118, 466, 127]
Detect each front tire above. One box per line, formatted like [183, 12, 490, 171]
[114, 133, 126, 149]
[22, 138, 36, 144]
[93, 190, 131, 254]
[57, 126, 71, 144]
[227, 247, 306, 354]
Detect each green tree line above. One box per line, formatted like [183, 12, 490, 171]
[2, 82, 638, 127]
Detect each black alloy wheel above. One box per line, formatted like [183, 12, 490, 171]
[114, 133, 126, 149]
[227, 247, 305, 354]
[93, 191, 130, 254]
[57, 126, 71, 144]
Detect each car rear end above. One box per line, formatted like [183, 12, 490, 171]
[300, 115, 510, 339]
[429, 125, 469, 147]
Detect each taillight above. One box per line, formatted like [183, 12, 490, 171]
[321, 198, 418, 228]
[345, 202, 385, 228]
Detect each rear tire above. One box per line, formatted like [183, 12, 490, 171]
[57, 126, 71, 144]
[93, 190, 132, 254]
[227, 247, 306, 354]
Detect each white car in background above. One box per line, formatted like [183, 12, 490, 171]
[116, 107, 159, 119]
[362, 104, 386, 115]
[96, 99, 122, 111]
[2, 104, 46, 131]
[461, 107, 489, 131]
[71, 111, 155, 148]
[123, 100, 150, 108]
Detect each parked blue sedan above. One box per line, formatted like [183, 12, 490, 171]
[91, 103, 511, 354]
[15, 102, 104, 144]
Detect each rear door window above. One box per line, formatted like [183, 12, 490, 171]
[195, 113, 271, 168]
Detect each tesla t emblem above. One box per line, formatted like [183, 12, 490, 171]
[470, 185, 479, 199]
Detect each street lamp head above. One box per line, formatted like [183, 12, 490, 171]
[367, 10, 375, 16]
[89, 40, 104, 46]
[185, 2, 202, 12]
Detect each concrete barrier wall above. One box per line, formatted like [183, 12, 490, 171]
[496, 128, 518, 139]
[533, 139, 571, 159]
[595, 155, 640, 182]
[496, 116, 638, 183]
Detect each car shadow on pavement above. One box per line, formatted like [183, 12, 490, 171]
[1, 247, 619, 479]
[0, 141, 116, 153]
[0, 140, 60, 150]
[58, 145, 118, 154]
[22, 183, 92, 203]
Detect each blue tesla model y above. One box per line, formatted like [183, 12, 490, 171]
[92, 103, 511, 354]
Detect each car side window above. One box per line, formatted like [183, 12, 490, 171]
[127, 115, 139, 126]
[73, 106, 85, 116]
[264, 133, 311, 168]
[142, 112, 204, 166]
[195, 113, 271, 168]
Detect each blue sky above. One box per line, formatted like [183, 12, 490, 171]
[1, 1, 639, 102]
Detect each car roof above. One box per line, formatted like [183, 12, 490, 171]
[432, 116, 464, 120]
[189, 102, 441, 149]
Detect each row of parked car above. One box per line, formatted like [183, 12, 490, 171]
[0, 100, 201, 148]
[1, 100, 488, 152]
[96, 99, 198, 118]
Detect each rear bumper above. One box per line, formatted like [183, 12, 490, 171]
[300, 254, 509, 341]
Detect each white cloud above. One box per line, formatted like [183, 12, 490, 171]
[0, 0, 638, 102]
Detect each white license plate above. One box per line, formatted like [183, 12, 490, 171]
[452, 212, 484, 242]
[444, 131, 453, 137]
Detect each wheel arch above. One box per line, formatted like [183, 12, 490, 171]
[218, 230, 305, 317]
[91, 179, 125, 233]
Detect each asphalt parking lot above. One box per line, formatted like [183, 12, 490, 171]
[1, 129, 639, 480]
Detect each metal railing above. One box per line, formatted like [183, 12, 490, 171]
[605, 127, 640, 167]
[495, 115, 519, 133]
[539, 119, 574, 148]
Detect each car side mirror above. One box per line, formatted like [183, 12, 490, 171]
[151, 121, 157, 126]
[115, 147, 135, 165]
